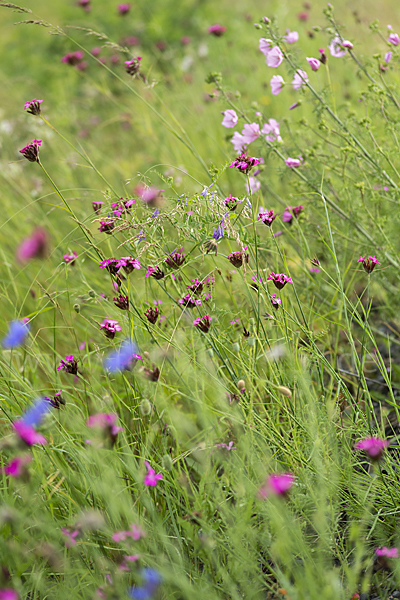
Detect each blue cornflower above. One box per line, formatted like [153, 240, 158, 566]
[2, 320, 30, 349]
[128, 568, 162, 600]
[22, 397, 51, 427]
[212, 224, 224, 240]
[104, 339, 143, 372]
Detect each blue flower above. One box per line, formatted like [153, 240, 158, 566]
[104, 339, 141, 372]
[22, 397, 51, 427]
[200, 183, 214, 198]
[2, 320, 30, 349]
[128, 568, 162, 600]
[150, 209, 160, 219]
[212, 224, 224, 240]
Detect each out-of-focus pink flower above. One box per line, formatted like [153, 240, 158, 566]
[13, 421, 47, 446]
[231, 131, 247, 153]
[215, 441, 236, 450]
[259, 473, 294, 498]
[261, 118, 282, 142]
[16, 227, 48, 263]
[1, 455, 32, 477]
[355, 436, 388, 460]
[118, 3, 131, 15]
[285, 157, 302, 167]
[63, 251, 77, 265]
[259, 38, 273, 56]
[306, 57, 320, 71]
[246, 176, 261, 195]
[208, 24, 226, 37]
[297, 11, 308, 21]
[267, 46, 283, 67]
[181, 36, 190, 45]
[282, 205, 304, 223]
[292, 69, 308, 90]
[241, 123, 260, 145]
[135, 185, 163, 205]
[385, 51, 392, 63]
[388, 33, 399, 46]
[270, 75, 285, 95]
[221, 109, 238, 128]
[376, 547, 398, 558]
[144, 461, 163, 487]
[87, 413, 124, 445]
[61, 528, 80, 548]
[112, 523, 145, 542]
[283, 30, 299, 43]
[62, 51, 84, 65]
[24, 99, 43, 115]
[0, 590, 19, 600]
[328, 36, 351, 57]
[119, 555, 140, 570]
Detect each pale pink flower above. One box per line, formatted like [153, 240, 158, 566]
[267, 46, 283, 68]
[231, 131, 247, 153]
[221, 109, 238, 128]
[261, 118, 282, 142]
[112, 523, 144, 542]
[246, 176, 261, 195]
[328, 36, 351, 57]
[285, 157, 302, 167]
[385, 51, 392, 63]
[61, 528, 80, 548]
[259, 473, 294, 498]
[283, 30, 299, 43]
[259, 38, 273, 56]
[376, 547, 398, 558]
[270, 75, 285, 95]
[241, 123, 260, 145]
[144, 461, 163, 487]
[388, 33, 399, 46]
[306, 57, 320, 71]
[292, 69, 308, 90]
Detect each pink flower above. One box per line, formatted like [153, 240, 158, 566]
[328, 36, 351, 57]
[112, 523, 145, 542]
[19, 139, 42, 163]
[16, 227, 48, 263]
[229, 152, 262, 174]
[193, 315, 212, 333]
[61, 51, 84, 65]
[376, 547, 398, 558]
[355, 437, 388, 460]
[270, 75, 285, 95]
[385, 51, 392, 63]
[283, 205, 304, 222]
[221, 109, 238, 128]
[61, 528, 80, 548]
[306, 57, 320, 71]
[388, 33, 399, 46]
[231, 131, 247, 153]
[357, 255, 380, 274]
[262, 119, 282, 143]
[267, 273, 293, 290]
[87, 413, 124, 441]
[283, 30, 299, 43]
[241, 123, 260, 145]
[100, 319, 122, 339]
[270, 293, 282, 309]
[24, 98, 43, 115]
[144, 461, 163, 487]
[259, 38, 273, 56]
[267, 46, 283, 68]
[13, 421, 47, 446]
[0, 590, 19, 600]
[208, 24, 226, 37]
[285, 157, 302, 167]
[258, 210, 276, 226]
[259, 473, 294, 498]
[1, 455, 32, 477]
[63, 251, 77, 264]
[118, 3, 131, 14]
[215, 441, 236, 450]
[135, 185, 163, 205]
[292, 69, 308, 90]
[246, 176, 261, 195]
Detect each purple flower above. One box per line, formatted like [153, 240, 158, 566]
[100, 319, 122, 339]
[267, 46, 283, 68]
[328, 36, 351, 57]
[125, 57, 142, 76]
[267, 272, 293, 290]
[285, 157, 302, 168]
[289, 102, 300, 110]
[258, 210, 276, 226]
[283, 29, 299, 43]
[113, 523, 144, 542]
[215, 441, 236, 451]
[104, 339, 142, 372]
[376, 547, 398, 558]
[118, 2, 131, 14]
[61, 51, 84, 65]
[45, 390, 65, 409]
[144, 461, 163, 486]
[270, 75, 285, 95]
[388, 33, 399, 46]
[355, 437, 388, 460]
[144, 307, 159, 324]
[193, 315, 211, 333]
[261, 118, 282, 142]
[221, 109, 238, 128]
[179, 294, 202, 309]
[186, 278, 204, 294]
[92, 201, 105, 213]
[118, 256, 141, 274]
[212, 224, 224, 240]
[24, 98, 43, 115]
[1, 455, 32, 477]
[165, 248, 185, 269]
[270, 293, 282, 309]
[135, 185, 163, 205]
[128, 568, 162, 600]
[99, 219, 115, 234]
[292, 69, 308, 90]
[228, 248, 249, 268]
[229, 152, 262, 174]
[19, 138, 42, 163]
[231, 131, 247, 153]
[114, 295, 129, 310]
[0, 590, 19, 600]
[241, 123, 260, 145]
[57, 355, 78, 375]
[145, 266, 165, 280]
[2, 320, 30, 349]
[357, 255, 380, 274]
[208, 24, 226, 36]
[306, 57, 321, 71]
[224, 195, 240, 211]
[63, 251, 77, 265]
[150, 209, 160, 218]
[87, 412, 124, 444]
[259, 473, 294, 498]
[259, 38, 272, 56]
[385, 51, 393, 63]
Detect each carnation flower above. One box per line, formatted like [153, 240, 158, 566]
[145, 266, 165, 280]
[63, 251, 77, 265]
[357, 255, 380, 274]
[208, 24, 226, 36]
[283, 205, 304, 222]
[375, 547, 398, 558]
[100, 319, 122, 340]
[24, 98, 43, 115]
[1, 455, 32, 478]
[144, 307, 159, 324]
[229, 152, 261, 174]
[125, 57, 142, 76]
[57, 355, 78, 375]
[118, 3, 131, 14]
[87, 412, 124, 444]
[165, 249, 185, 269]
[224, 195, 240, 211]
[355, 436, 388, 461]
[228, 248, 249, 268]
[16, 227, 48, 262]
[270, 293, 282, 309]
[144, 461, 163, 486]
[92, 201, 104, 213]
[267, 272, 293, 290]
[118, 256, 141, 274]
[99, 219, 115, 234]
[258, 210, 276, 226]
[221, 109, 238, 128]
[19, 139, 41, 163]
[193, 315, 212, 333]
[61, 51, 84, 65]
[114, 295, 129, 310]
[179, 294, 202, 309]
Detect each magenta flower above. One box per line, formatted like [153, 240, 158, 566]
[100, 258, 121, 275]
[186, 278, 204, 294]
[114, 295, 129, 310]
[259, 473, 294, 499]
[118, 256, 141, 274]
[145, 265, 165, 280]
[61, 528, 80, 548]
[215, 441, 236, 450]
[306, 57, 321, 71]
[62, 51, 84, 65]
[270, 293, 282, 309]
[87, 413, 124, 444]
[385, 51, 393, 63]
[328, 36, 351, 57]
[13, 421, 47, 446]
[285, 157, 302, 168]
[92, 201, 104, 213]
[241, 123, 260, 145]
[24, 98, 43, 115]
[357, 255, 380, 274]
[112, 523, 145, 542]
[1, 455, 32, 477]
[124, 57, 142, 76]
[208, 24, 226, 37]
[231, 131, 247, 153]
[282, 205, 304, 223]
[16, 227, 48, 263]
[270, 75, 285, 95]
[165, 248, 185, 269]
[19, 138, 42, 163]
[267, 273, 293, 290]
[388, 33, 399, 46]
[355, 437, 388, 461]
[224, 195, 240, 211]
[283, 30, 299, 43]
[376, 547, 398, 558]
[259, 38, 273, 56]
[258, 210, 276, 226]
[228, 248, 249, 268]
[229, 152, 261, 174]
[193, 315, 211, 333]
[57, 355, 78, 375]
[261, 118, 282, 142]
[221, 109, 238, 128]
[292, 69, 308, 90]
[99, 219, 115, 234]
[100, 319, 122, 340]
[289, 102, 300, 110]
[0, 590, 19, 600]
[267, 46, 283, 68]
[63, 251, 77, 265]
[144, 461, 163, 486]
[179, 295, 202, 309]
[144, 307, 159, 324]
[118, 3, 131, 14]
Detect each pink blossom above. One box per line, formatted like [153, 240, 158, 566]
[283, 30, 299, 43]
[270, 75, 285, 95]
[119, 555, 140, 570]
[13, 421, 47, 446]
[388, 33, 399, 46]
[0, 590, 19, 600]
[259, 38, 273, 56]
[1, 455, 32, 477]
[285, 157, 302, 167]
[259, 473, 294, 498]
[63, 251, 77, 264]
[231, 131, 247, 153]
[385, 51, 392, 63]
[208, 24, 226, 37]
[215, 441, 236, 450]
[135, 185, 163, 204]
[267, 46, 283, 68]
[16, 227, 48, 263]
[241, 123, 260, 145]
[258, 210, 276, 226]
[144, 461, 163, 487]
[306, 57, 320, 71]
[355, 437, 388, 460]
[292, 69, 308, 90]
[270, 293, 282, 309]
[376, 547, 398, 558]
[261, 118, 282, 142]
[328, 36, 351, 57]
[118, 3, 131, 14]
[221, 109, 238, 128]
[283, 205, 304, 222]
[87, 413, 124, 440]
[112, 523, 145, 542]
[61, 528, 80, 548]
[357, 255, 380, 274]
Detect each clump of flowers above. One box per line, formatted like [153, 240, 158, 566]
[100, 258, 121, 275]
[44, 391, 65, 409]
[125, 57, 142, 76]
[186, 278, 204, 295]
[118, 2, 131, 14]
[165, 248, 185, 269]
[112, 523, 145, 542]
[258, 210, 277, 227]
[193, 315, 211, 333]
[24, 98, 43, 115]
[267, 273, 293, 290]
[92, 201, 104, 213]
[19, 139, 42, 163]
[376, 546, 398, 558]
[357, 256, 380, 274]
[144, 307, 159, 324]
[62, 51, 84, 66]
[118, 256, 141, 274]
[224, 195, 240, 210]
[355, 437, 388, 461]
[57, 355, 78, 375]
[16, 227, 48, 263]
[114, 295, 129, 310]
[179, 295, 201, 309]
[100, 319, 122, 340]
[99, 219, 115, 234]
[228, 248, 249, 268]
[258, 473, 295, 499]
[229, 152, 262, 174]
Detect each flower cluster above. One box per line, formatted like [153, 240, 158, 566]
[229, 152, 262, 174]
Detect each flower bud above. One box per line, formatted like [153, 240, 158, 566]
[140, 398, 152, 416]
[278, 386, 292, 398]
[232, 342, 240, 353]
[254, 23, 262, 29]
[235, 90, 241, 99]
[88, 290, 96, 298]
[73, 303, 80, 313]
[237, 379, 246, 391]
[162, 454, 173, 471]
[247, 337, 256, 347]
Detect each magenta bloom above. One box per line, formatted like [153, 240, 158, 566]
[112, 523, 144, 542]
[259, 38, 273, 56]
[145, 265, 165, 280]
[208, 24, 226, 37]
[306, 57, 321, 71]
[224, 195, 240, 211]
[62, 51, 84, 65]
[221, 109, 238, 128]
[144, 307, 159, 324]
[292, 69, 308, 90]
[99, 258, 121, 275]
[16, 227, 47, 263]
[61, 528, 80, 548]
[135, 184, 163, 205]
[283, 30, 299, 43]
[63, 251, 77, 265]
[283, 205, 304, 223]
[285, 157, 302, 168]
[179, 295, 201, 309]
[57, 355, 78, 375]
[267, 273, 293, 290]
[100, 319, 122, 339]
[376, 547, 398, 558]
[385, 51, 393, 63]
[1, 455, 32, 477]
[99, 219, 115, 234]
[229, 152, 261, 174]
[0, 590, 19, 600]
[241, 123, 260, 145]
[193, 315, 211, 333]
[388, 33, 399, 46]
[270, 293, 281, 309]
[261, 118, 282, 142]
[187, 278, 204, 294]
[258, 210, 276, 226]
[92, 201, 104, 213]
[118, 256, 141, 274]
[144, 461, 163, 486]
[215, 441, 236, 450]
[13, 421, 47, 446]
[87, 413, 124, 444]
[355, 437, 388, 461]
[357, 255, 380, 274]
[270, 75, 285, 95]
[114, 295, 129, 310]
[19, 138, 42, 163]
[165, 248, 185, 269]
[24, 98, 43, 115]
[124, 57, 142, 76]
[228, 248, 249, 268]
[118, 3, 131, 14]
[267, 46, 283, 68]
[259, 473, 294, 499]
[231, 131, 247, 154]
